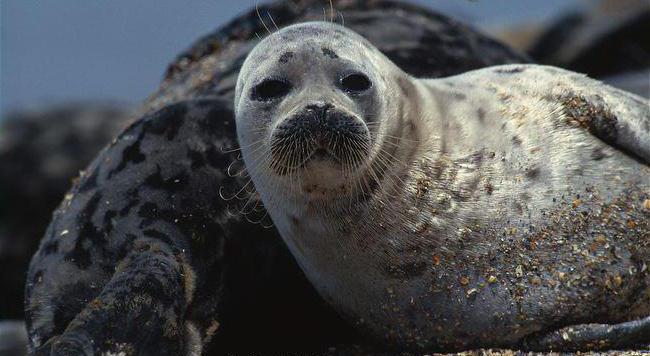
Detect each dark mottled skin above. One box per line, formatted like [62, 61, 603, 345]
[528, 3, 649, 79]
[0, 105, 129, 320]
[21, 1, 544, 355]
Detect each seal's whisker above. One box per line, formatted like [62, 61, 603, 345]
[227, 159, 244, 177]
[221, 137, 266, 153]
[370, 147, 407, 195]
[229, 146, 266, 177]
[346, 139, 375, 205]
[337, 11, 345, 27]
[342, 139, 363, 208]
[221, 145, 273, 203]
[356, 143, 386, 195]
[328, 0, 335, 23]
[238, 188, 264, 215]
[219, 178, 254, 201]
[273, 136, 295, 174]
[342, 144, 357, 210]
[267, 12, 280, 32]
[256, 3, 272, 35]
[289, 138, 302, 206]
[377, 134, 420, 144]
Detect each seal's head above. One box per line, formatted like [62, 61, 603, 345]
[235, 22, 404, 202]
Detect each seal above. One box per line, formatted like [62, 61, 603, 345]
[235, 21, 650, 352]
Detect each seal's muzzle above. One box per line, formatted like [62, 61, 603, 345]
[270, 102, 370, 175]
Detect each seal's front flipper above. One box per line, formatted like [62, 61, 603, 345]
[523, 316, 650, 351]
[33, 243, 192, 356]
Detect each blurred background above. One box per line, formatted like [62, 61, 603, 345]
[1, 0, 596, 114]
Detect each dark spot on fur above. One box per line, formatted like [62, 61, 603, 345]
[120, 196, 140, 217]
[102, 210, 117, 235]
[477, 108, 486, 123]
[138, 202, 161, 227]
[82, 219, 106, 246]
[591, 147, 607, 161]
[42, 240, 59, 255]
[513, 202, 524, 214]
[148, 104, 188, 141]
[485, 182, 494, 195]
[197, 103, 232, 135]
[52, 282, 94, 336]
[470, 151, 484, 164]
[525, 166, 540, 180]
[115, 233, 138, 261]
[511, 136, 522, 146]
[397, 77, 411, 97]
[278, 51, 294, 63]
[561, 95, 618, 143]
[65, 232, 93, 269]
[452, 92, 467, 101]
[321, 47, 338, 59]
[109, 131, 146, 178]
[495, 67, 525, 74]
[204, 146, 230, 171]
[32, 270, 44, 284]
[144, 165, 188, 192]
[78, 170, 98, 193]
[78, 193, 102, 224]
[143, 229, 174, 247]
[187, 147, 206, 169]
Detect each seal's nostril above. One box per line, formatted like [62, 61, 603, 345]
[305, 103, 332, 110]
[305, 103, 334, 120]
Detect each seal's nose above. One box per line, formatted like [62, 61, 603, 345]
[303, 102, 334, 122]
[273, 101, 366, 151]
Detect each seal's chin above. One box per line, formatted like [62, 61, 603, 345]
[301, 148, 342, 166]
[299, 154, 354, 198]
[271, 145, 368, 200]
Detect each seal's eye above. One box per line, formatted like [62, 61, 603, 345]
[251, 79, 291, 101]
[340, 73, 372, 94]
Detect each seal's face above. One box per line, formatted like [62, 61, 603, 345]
[235, 22, 398, 200]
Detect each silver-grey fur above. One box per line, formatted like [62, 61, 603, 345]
[235, 22, 650, 351]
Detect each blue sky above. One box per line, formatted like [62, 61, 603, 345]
[1, 1, 578, 114]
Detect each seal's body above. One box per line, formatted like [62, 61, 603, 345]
[235, 22, 650, 351]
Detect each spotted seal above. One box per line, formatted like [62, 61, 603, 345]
[235, 21, 650, 351]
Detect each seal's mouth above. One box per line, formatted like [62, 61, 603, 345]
[270, 140, 356, 175]
[301, 147, 342, 167]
